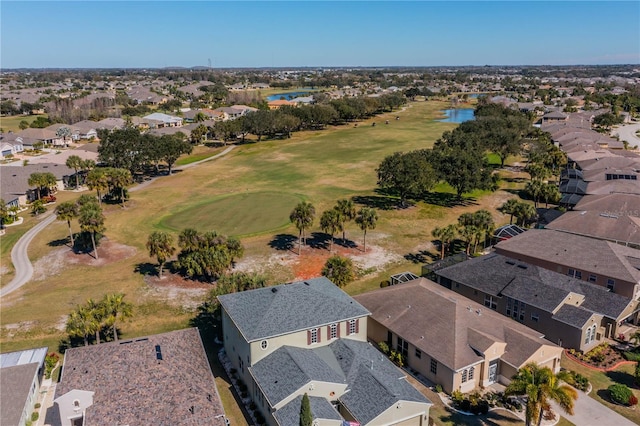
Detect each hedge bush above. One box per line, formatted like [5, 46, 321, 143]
[609, 384, 633, 405]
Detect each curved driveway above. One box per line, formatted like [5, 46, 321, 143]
[1, 214, 56, 298]
[613, 123, 640, 148]
[1, 145, 237, 298]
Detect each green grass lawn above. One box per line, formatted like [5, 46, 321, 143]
[0, 100, 520, 354]
[159, 191, 303, 237]
[174, 145, 223, 166]
[562, 353, 640, 424]
[0, 114, 48, 133]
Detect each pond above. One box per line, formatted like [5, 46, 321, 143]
[438, 108, 475, 123]
[266, 89, 315, 101]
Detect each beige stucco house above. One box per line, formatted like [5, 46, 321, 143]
[219, 277, 432, 426]
[355, 278, 562, 394]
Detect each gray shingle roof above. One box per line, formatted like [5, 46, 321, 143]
[218, 277, 370, 342]
[552, 304, 596, 328]
[436, 254, 633, 321]
[250, 346, 345, 407]
[1, 363, 39, 426]
[55, 328, 225, 426]
[252, 339, 430, 425]
[273, 395, 342, 426]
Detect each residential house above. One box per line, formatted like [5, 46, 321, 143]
[268, 99, 295, 110]
[72, 120, 99, 140]
[0, 132, 24, 158]
[17, 128, 63, 148]
[0, 347, 48, 426]
[96, 117, 126, 131]
[546, 210, 640, 249]
[432, 254, 638, 351]
[354, 279, 563, 394]
[542, 111, 568, 124]
[494, 228, 640, 299]
[142, 112, 183, 128]
[1, 163, 75, 206]
[53, 328, 226, 426]
[218, 277, 432, 426]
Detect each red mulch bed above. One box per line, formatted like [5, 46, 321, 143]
[291, 244, 361, 280]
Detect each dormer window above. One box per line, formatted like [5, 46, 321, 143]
[329, 323, 338, 340]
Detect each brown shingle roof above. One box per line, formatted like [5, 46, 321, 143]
[495, 228, 640, 288]
[55, 328, 225, 426]
[354, 278, 554, 371]
[546, 211, 640, 247]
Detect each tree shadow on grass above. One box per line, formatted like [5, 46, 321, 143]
[404, 249, 437, 264]
[48, 237, 71, 248]
[438, 407, 522, 426]
[335, 237, 358, 249]
[134, 262, 157, 277]
[307, 232, 330, 250]
[606, 370, 635, 387]
[422, 192, 478, 208]
[352, 195, 401, 211]
[268, 234, 297, 252]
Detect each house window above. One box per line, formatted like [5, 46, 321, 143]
[260, 340, 268, 350]
[484, 295, 497, 310]
[397, 337, 408, 359]
[415, 349, 422, 359]
[310, 328, 318, 344]
[468, 366, 474, 380]
[506, 297, 512, 317]
[430, 358, 438, 374]
[585, 324, 597, 345]
[607, 279, 615, 291]
[519, 303, 526, 322]
[531, 313, 539, 322]
[329, 323, 338, 340]
[348, 319, 357, 335]
[461, 369, 468, 383]
[589, 274, 597, 283]
[568, 268, 582, 279]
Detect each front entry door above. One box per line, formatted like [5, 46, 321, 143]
[488, 360, 498, 384]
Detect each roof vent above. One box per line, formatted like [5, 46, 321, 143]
[517, 264, 528, 269]
[271, 287, 278, 293]
[155, 344, 163, 361]
[476, 309, 482, 315]
[304, 281, 310, 286]
[506, 260, 516, 265]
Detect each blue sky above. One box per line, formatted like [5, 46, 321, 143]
[2, 1, 639, 68]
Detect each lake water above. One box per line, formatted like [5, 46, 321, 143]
[438, 108, 475, 123]
[266, 89, 314, 101]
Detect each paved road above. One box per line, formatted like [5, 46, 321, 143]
[613, 122, 640, 149]
[551, 387, 637, 426]
[1, 213, 56, 298]
[130, 145, 236, 193]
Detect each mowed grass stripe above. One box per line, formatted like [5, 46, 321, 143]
[159, 192, 303, 237]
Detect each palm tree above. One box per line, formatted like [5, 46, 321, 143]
[178, 228, 201, 253]
[55, 201, 79, 248]
[335, 199, 356, 242]
[501, 198, 520, 225]
[525, 180, 545, 208]
[66, 155, 84, 189]
[541, 183, 560, 208]
[147, 231, 176, 278]
[506, 363, 578, 426]
[322, 255, 355, 287]
[102, 293, 133, 342]
[320, 209, 341, 251]
[355, 207, 378, 253]
[473, 209, 495, 251]
[514, 203, 538, 228]
[79, 203, 105, 259]
[86, 168, 109, 205]
[432, 224, 457, 259]
[289, 201, 316, 255]
[66, 305, 98, 346]
[108, 168, 133, 207]
[86, 298, 107, 344]
[28, 172, 44, 200]
[194, 112, 207, 123]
